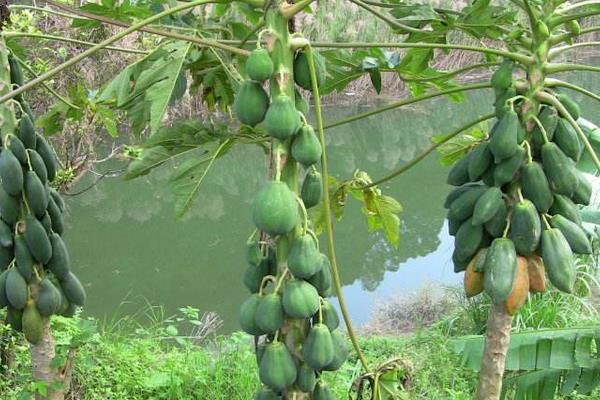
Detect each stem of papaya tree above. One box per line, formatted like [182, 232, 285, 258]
[4, 32, 149, 54]
[545, 62, 600, 74]
[549, 42, 600, 60]
[324, 82, 492, 130]
[0, 0, 239, 104]
[545, 78, 600, 103]
[305, 45, 371, 373]
[364, 113, 496, 188]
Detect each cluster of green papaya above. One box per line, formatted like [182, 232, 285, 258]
[447, 61, 592, 315]
[0, 55, 85, 344]
[235, 43, 345, 399]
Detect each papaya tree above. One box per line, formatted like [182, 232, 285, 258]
[4, 0, 600, 399]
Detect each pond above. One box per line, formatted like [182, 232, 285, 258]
[64, 72, 600, 333]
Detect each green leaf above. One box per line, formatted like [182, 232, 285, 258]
[434, 121, 489, 166]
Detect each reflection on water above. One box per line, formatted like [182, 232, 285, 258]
[64, 72, 600, 332]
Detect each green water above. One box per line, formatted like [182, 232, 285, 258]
[63, 74, 600, 332]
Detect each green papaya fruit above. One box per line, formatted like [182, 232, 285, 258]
[8, 55, 24, 87]
[0, 220, 13, 248]
[265, 94, 302, 140]
[0, 270, 7, 307]
[313, 382, 335, 400]
[301, 169, 322, 209]
[6, 306, 23, 331]
[56, 284, 70, 315]
[295, 88, 309, 116]
[47, 196, 64, 235]
[49, 187, 65, 213]
[323, 330, 348, 371]
[536, 20, 550, 38]
[59, 272, 86, 306]
[259, 342, 297, 391]
[246, 239, 264, 267]
[448, 216, 461, 236]
[0, 149, 24, 196]
[482, 164, 496, 186]
[303, 323, 334, 370]
[307, 254, 332, 297]
[252, 181, 298, 236]
[246, 48, 274, 82]
[509, 200, 541, 256]
[530, 106, 558, 151]
[46, 233, 71, 280]
[454, 218, 484, 263]
[255, 293, 284, 334]
[491, 60, 513, 91]
[61, 303, 77, 317]
[316, 300, 339, 331]
[233, 81, 269, 127]
[567, 20, 581, 35]
[243, 258, 271, 294]
[473, 248, 488, 273]
[24, 171, 49, 218]
[24, 215, 52, 264]
[550, 194, 582, 226]
[484, 238, 518, 303]
[494, 88, 516, 118]
[550, 215, 591, 254]
[6, 268, 27, 309]
[294, 50, 326, 91]
[452, 250, 469, 273]
[0, 245, 13, 270]
[37, 278, 61, 317]
[291, 125, 322, 167]
[557, 93, 580, 121]
[18, 114, 37, 149]
[468, 142, 492, 182]
[521, 162, 554, 213]
[288, 233, 321, 279]
[444, 184, 482, 209]
[572, 172, 592, 206]
[489, 110, 519, 162]
[448, 186, 487, 221]
[7, 135, 27, 165]
[494, 146, 525, 187]
[255, 387, 281, 400]
[0, 185, 19, 226]
[35, 135, 57, 182]
[554, 119, 582, 162]
[282, 278, 320, 319]
[15, 235, 34, 282]
[472, 187, 504, 225]
[541, 142, 578, 196]
[297, 363, 317, 392]
[447, 153, 472, 186]
[542, 228, 575, 293]
[28, 149, 49, 184]
[239, 294, 264, 335]
[22, 300, 43, 344]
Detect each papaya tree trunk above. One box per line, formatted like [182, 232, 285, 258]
[476, 302, 513, 400]
[31, 319, 65, 400]
[0, 329, 15, 377]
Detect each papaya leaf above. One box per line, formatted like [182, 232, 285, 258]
[434, 122, 489, 166]
[576, 118, 600, 175]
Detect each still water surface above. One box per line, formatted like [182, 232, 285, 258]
[63, 74, 600, 332]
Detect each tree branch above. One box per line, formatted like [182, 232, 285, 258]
[364, 113, 495, 188]
[401, 62, 498, 83]
[545, 62, 600, 74]
[324, 82, 492, 130]
[545, 78, 600, 103]
[549, 41, 600, 60]
[4, 32, 149, 54]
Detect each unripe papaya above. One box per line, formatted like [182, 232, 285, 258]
[554, 119, 582, 162]
[59, 271, 86, 306]
[316, 300, 339, 331]
[489, 110, 519, 162]
[6, 306, 23, 331]
[0, 220, 13, 248]
[294, 50, 327, 91]
[494, 147, 525, 187]
[6, 267, 28, 309]
[323, 330, 348, 371]
[0, 185, 19, 228]
[7, 135, 27, 164]
[301, 169, 322, 209]
[28, 149, 49, 184]
[18, 114, 37, 149]
[504, 257, 529, 316]
[296, 363, 317, 392]
[536, 20, 550, 39]
[521, 162, 554, 213]
[509, 200, 541, 256]
[255, 293, 284, 334]
[36, 134, 57, 182]
[259, 342, 297, 391]
[37, 278, 62, 317]
[288, 233, 321, 279]
[282, 278, 320, 319]
[0, 270, 8, 307]
[24, 215, 52, 264]
[252, 182, 298, 236]
[47, 196, 64, 235]
[557, 93, 580, 121]
[491, 60, 513, 91]
[246, 48, 274, 82]
[531, 106, 558, 151]
[447, 153, 471, 186]
[0, 245, 13, 270]
[494, 88, 516, 118]
[23, 300, 43, 344]
[0, 149, 24, 196]
[313, 382, 335, 400]
[484, 238, 518, 303]
[243, 257, 271, 294]
[550, 194, 582, 226]
[49, 187, 65, 213]
[15, 235, 35, 282]
[8, 55, 24, 87]
[233, 81, 269, 127]
[265, 94, 302, 140]
[294, 88, 309, 116]
[444, 183, 482, 209]
[472, 187, 503, 225]
[572, 171, 592, 206]
[246, 239, 264, 267]
[542, 142, 578, 196]
[303, 323, 334, 370]
[239, 294, 264, 335]
[567, 20, 581, 35]
[46, 233, 71, 280]
[307, 254, 332, 297]
[454, 217, 484, 263]
[448, 186, 486, 221]
[542, 228, 575, 293]
[464, 254, 484, 297]
[452, 250, 469, 273]
[527, 255, 546, 293]
[550, 214, 591, 254]
[467, 142, 492, 182]
[24, 171, 49, 218]
[291, 125, 322, 166]
[254, 387, 281, 400]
